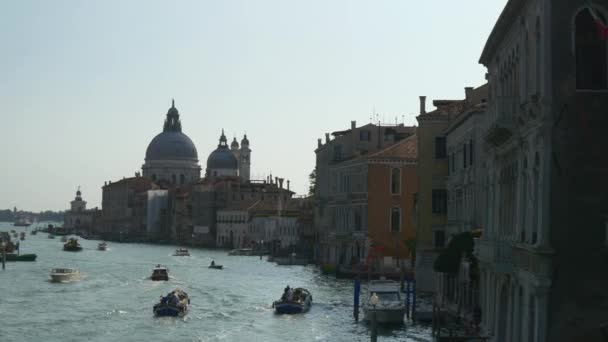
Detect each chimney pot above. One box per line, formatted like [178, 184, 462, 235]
[419, 96, 427, 115]
[325, 133, 330, 143]
[351, 120, 356, 129]
[317, 138, 322, 147]
[287, 180, 290, 191]
[279, 178, 284, 189]
[465, 87, 474, 102]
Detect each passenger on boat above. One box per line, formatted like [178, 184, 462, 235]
[281, 286, 290, 301]
[211, 260, 215, 266]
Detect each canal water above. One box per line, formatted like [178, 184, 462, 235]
[0, 223, 432, 342]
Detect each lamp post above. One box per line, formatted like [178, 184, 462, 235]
[370, 292, 379, 342]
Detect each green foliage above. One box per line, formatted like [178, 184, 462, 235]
[433, 232, 476, 274]
[308, 168, 317, 196]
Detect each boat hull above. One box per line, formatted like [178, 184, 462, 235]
[151, 275, 169, 281]
[1, 254, 37, 262]
[153, 304, 188, 317]
[50, 273, 80, 283]
[363, 307, 406, 324]
[274, 302, 310, 314]
[208, 265, 223, 270]
[63, 247, 83, 252]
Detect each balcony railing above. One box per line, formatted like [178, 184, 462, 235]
[484, 96, 518, 147]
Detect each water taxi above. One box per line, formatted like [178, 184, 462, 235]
[362, 280, 406, 324]
[150, 265, 169, 281]
[97, 242, 108, 251]
[273, 287, 312, 314]
[173, 248, 190, 256]
[50, 268, 80, 283]
[0, 253, 37, 262]
[63, 238, 82, 252]
[153, 289, 190, 317]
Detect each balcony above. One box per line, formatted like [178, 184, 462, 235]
[476, 239, 514, 273]
[484, 96, 518, 147]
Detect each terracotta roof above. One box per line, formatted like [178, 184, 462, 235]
[368, 134, 418, 160]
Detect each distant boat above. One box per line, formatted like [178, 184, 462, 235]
[273, 288, 312, 314]
[63, 238, 82, 252]
[173, 248, 190, 256]
[19, 232, 25, 241]
[150, 264, 169, 281]
[0, 253, 37, 262]
[49, 268, 80, 283]
[13, 218, 32, 227]
[97, 242, 108, 251]
[60, 236, 68, 242]
[208, 261, 223, 270]
[48, 234, 55, 239]
[153, 289, 190, 317]
[228, 248, 253, 256]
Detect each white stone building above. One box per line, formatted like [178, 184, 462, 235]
[64, 187, 96, 230]
[216, 209, 249, 248]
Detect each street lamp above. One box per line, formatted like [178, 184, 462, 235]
[370, 292, 379, 342]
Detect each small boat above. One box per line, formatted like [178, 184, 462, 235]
[208, 263, 223, 270]
[48, 234, 55, 239]
[14, 218, 32, 227]
[362, 280, 406, 324]
[31, 230, 38, 235]
[153, 289, 190, 317]
[19, 232, 25, 241]
[273, 287, 312, 314]
[97, 242, 108, 251]
[63, 238, 82, 252]
[60, 236, 68, 242]
[0, 253, 37, 262]
[151, 264, 169, 281]
[50, 268, 80, 283]
[173, 248, 190, 256]
[228, 248, 254, 256]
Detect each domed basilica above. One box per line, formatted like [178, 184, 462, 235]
[142, 101, 250, 185]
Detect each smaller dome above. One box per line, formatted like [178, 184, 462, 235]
[207, 148, 238, 169]
[231, 137, 239, 149]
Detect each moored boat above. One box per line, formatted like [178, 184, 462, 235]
[173, 248, 190, 256]
[228, 248, 253, 256]
[97, 242, 108, 251]
[0, 253, 37, 262]
[150, 264, 169, 281]
[14, 218, 32, 227]
[50, 268, 80, 282]
[362, 280, 406, 324]
[273, 287, 312, 314]
[153, 289, 190, 317]
[63, 238, 82, 252]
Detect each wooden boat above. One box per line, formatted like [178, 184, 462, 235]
[50, 268, 80, 283]
[0, 253, 37, 262]
[273, 287, 312, 314]
[208, 264, 223, 270]
[153, 289, 190, 317]
[150, 265, 169, 281]
[63, 238, 82, 252]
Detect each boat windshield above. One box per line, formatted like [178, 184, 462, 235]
[374, 292, 400, 303]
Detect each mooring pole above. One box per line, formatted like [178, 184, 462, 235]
[2, 245, 6, 270]
[354, 276, 361, 321]
[412, 280, 417, 320]
[405, 280, 410, 319]
[371, 308, 377, 342]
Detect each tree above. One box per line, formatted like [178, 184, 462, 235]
[308, 168, 317, 196]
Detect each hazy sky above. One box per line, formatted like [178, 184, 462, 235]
[1, 0, 505, 212]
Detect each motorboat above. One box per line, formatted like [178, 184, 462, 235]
[63, 238, 82, 252]
[273, 287, 312, 314]
[1, 253, 37, 262]
[97, 242, 108, 251]
[208, 261, 223, 270]
[228, 248, 253, 256]
[50, 268, 80, 283]
[31, 230, 38, 235]
[48, 234, 55, 239]
[362, 280, 406, 324]
[150, 264, 169, 281]
[14, 218, 32, 227]
[173, 248, 190, 256]
[153, 289, 190, 317]
[19, 232, 25, 241]
[60, 236, 68, 242]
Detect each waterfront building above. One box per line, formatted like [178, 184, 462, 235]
[142, 100, 201, 184]
[434, 85, 488, 323]
[476, 1, 608, 340]
[314, 120, 416, 270]
[99, 175, 158, 240]
[64, 187, 100, 233]
[415, 97, 463, 292]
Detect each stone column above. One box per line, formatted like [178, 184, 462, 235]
[535, 287, 549, 342]
[521, 285, 530, 342]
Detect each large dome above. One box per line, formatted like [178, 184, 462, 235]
[207, 147, 237, 169]
[145, 131, 198, 161]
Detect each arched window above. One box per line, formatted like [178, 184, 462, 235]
[180, 174, 185, 184]
[390, 207, 401, 232]
[576, 8, 607, 89]
[151, 174, 156, 181]
[171, 174, 177, 184]
[391, 168, 401, 194]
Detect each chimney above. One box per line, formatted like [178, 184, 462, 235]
[419, 96, 426, 115]
[351, 120, 356, 129]
[275, 177, 278, 186]
[279, 178, 284, 189]
[465, 87, 474, 103]
[325, 133, 330, 143]
[317, 138, 322, 148]
[287, 180, 290, 191]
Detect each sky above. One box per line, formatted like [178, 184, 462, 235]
[0, 0, 505, 212]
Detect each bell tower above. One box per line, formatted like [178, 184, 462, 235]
[239, 135, 251, 182]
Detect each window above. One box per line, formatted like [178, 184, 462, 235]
[359, 130, 371, 141]
[432, 189, 447, 214]
[180, 174, 185, 184]
[172, 174, 177, 184]
[435, 137, 447, 159]
[390, 207, 401, 232]
[354, 208, 362, 231]
[463, 144, 468, 169]
[434, 230, 446, 248]
[151, 174, 156, 181]
[469, 140, 474, 166]
[391, 168, 401, 194]
[576, 8, 607, 89]
[333, 145, 342, 161]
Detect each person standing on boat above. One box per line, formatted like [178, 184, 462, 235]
[211, 260, 215, 266]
